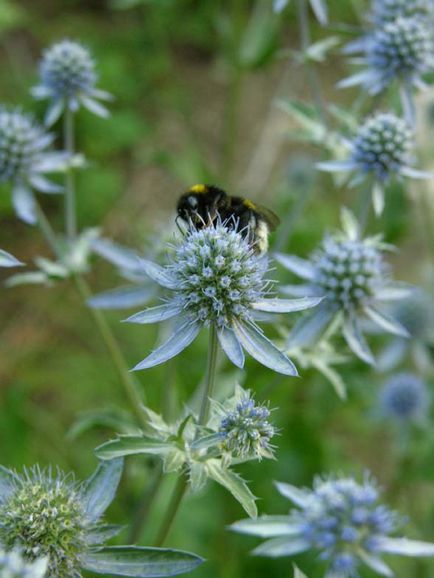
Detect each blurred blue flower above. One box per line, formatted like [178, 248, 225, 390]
[0, 547, 47, 578]
[378, 290, 434, 372]
[317, 112, 432, 215]
[125, 221, 322, 374]
[231, 474, 434, 577]
[32, 40, 113, 125]
[0, 109, 68, 224]
[380, 372, 429, 421]
[340, 16, 434, 123]
[276, 209, 411, 365]
[371, 0, 433, 26]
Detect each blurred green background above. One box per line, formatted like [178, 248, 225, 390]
[0, 1, 434, 576]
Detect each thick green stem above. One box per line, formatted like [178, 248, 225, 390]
[64, 106, 77, 242]
[153, 325, 220, 547]
[198, 324, 219, 425]
[73, 274, 149, 426]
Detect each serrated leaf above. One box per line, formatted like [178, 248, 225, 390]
[205, 459, 257, 518]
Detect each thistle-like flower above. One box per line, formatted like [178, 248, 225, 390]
[0, 460, 203, 578]
[96, 386, 277, 519]
[317, 112, 432, 215]
[339, 16, 434, 123]
[219, 391, 275, 461]
[380, 372, 429, 422]
[0, 109, 68, 224]
[0, 250, 23, 268]
[126, 222, 322, 375]
[231, 474, 434, 577]
[273, 0, 328, 25]
[32, 40, 112, 126]
[371, 0, 433, 26]
[0, 548, 47, 578]
[378, 290, 434, 372]
[276, 210, 411, 365]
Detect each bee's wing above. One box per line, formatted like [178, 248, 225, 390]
[253, 204, 281, 231]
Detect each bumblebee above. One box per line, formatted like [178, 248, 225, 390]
[176, 184, 280, 254]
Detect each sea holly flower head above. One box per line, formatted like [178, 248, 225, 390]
[218, 390, 275, 461]
[96, 387, 277, 519]
[371, 0, 433, 26]
[0, 109, 68, 224]
[231, 474, 434, 577]
[339, 16, 434, 124]
[32, 40, 113, 126]
[276, 209, 411, 365]
[378, 290, 434, 372]
[317, 112, 432, 215]
[0, 460, 203, 578]
[0, 548, 47, 578]
[380, 372, 429, 422]
[126, 220, 322, 375]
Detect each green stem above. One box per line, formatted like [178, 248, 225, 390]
[153, 325, 220, 547]
[73, 274, 149, 426]
[153, 475, 188, 547]
[198, 324, 219, 425]
[64, 106, 77, 242]
[129, 461, 164, 543]
[296, 0, 327, 127]
[34, 201, 63, 261]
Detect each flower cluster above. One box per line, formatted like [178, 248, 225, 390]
[380, 372, 429, 421]
[0, 462, 122, 578]
[340, 14, 434, 121]
[276, 211, 410, 364]
[126, 222, 321, 375]
[219, 392, 275, 460]
[317, 113, 431, 214]
[371, 0, 433, 25]
[0, 548, 47, 578]
[0, 461, 203, 578]
[231, 474, 434, 577]
[378, 291, 434, 372]
[0, 109, 67, 224]
[32, 40, 112, 125]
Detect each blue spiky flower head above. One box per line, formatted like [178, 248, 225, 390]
[219, 391, 275, 460]
[317, 112, 432, 215]
[0, 461, 123, 578]
[276, 209, 411, 365]
[126, 219, 322, 375]
[339, 16, 434, 125]
[0, 548, 47, 578]
[372, 0, 433, 25]
[232, 473, 434, 577]
[32, 40, 112, 125]
[0, 109, 68, 224]
[380, 372, 429, 421]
